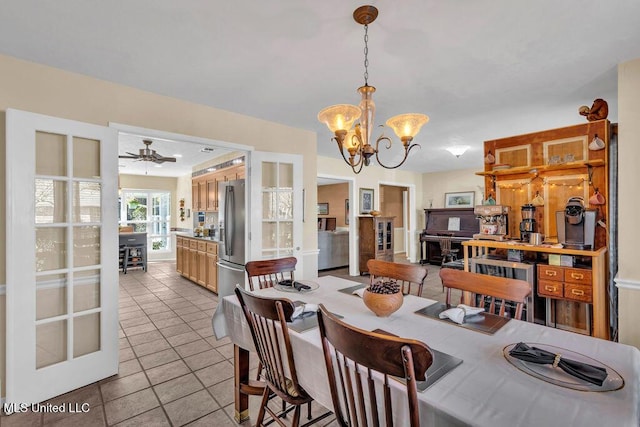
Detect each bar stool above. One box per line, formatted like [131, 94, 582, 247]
[122, 244, 147, 274]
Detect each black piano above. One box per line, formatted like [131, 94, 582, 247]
[420, 208, 479, 265]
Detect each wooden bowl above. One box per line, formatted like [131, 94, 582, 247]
[362, 289, 403, 317]
[369, 210, 381, 217]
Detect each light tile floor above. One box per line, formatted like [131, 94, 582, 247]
[1, 258, 450, 427]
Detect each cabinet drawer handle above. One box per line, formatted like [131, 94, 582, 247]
[571, 289, 585, 296]
[571, 273, 584, 280]
[545, 271, 557, 277]
[544, 285, 557, 292]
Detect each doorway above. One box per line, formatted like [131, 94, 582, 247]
[317, 175, 357, 276]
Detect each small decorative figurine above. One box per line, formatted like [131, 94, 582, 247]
[579, 98, 608, 121]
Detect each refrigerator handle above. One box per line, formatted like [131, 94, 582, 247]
[225, 186, 234, 256]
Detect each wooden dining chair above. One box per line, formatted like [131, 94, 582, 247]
[235, 287, 331, 427]
[367, 259, 428, 297]
[317, 304, 434, 427]
[439, 269, 532, 320]
[245, 256, 297, 291]
[438, 234, 459, 266]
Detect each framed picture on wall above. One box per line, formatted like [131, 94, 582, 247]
[317, 203, 329, 215]
[345, 199, 350, 224]
[360, 188, 374, 213]
[444, 191, 475, 208]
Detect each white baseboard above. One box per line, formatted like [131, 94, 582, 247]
[615, 276, 640, 290]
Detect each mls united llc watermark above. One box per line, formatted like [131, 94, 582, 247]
[4, 402, 91, 414]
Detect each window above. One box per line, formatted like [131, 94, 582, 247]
[119, 190, 171, 252]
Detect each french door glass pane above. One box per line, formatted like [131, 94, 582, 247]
[36, 227, 66, 272]
[279, 163, 293, 188]
[36, 274, 67, 320]
[73, 226, 100, 267]
[35, 179, 66, 224]
[73, 181, 101, 223]
[73, 269, 101, 312]
[262, 162, 277, 188]
[73, 313, 101, 357]
[263, 222, 276, 249]
[36, 131, 66, 176]
[73, 137, 101, 178]
[36, 320, 67, 369]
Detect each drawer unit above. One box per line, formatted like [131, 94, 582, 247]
[564, 282, 593, 303]
[189, 239, 198, 249]
[564, 268, 591, 286]
[538, 279, 564, 299]
[537, 265, 593, 303]
[206, 242, 218, 254]
[197, 241, 207, 251]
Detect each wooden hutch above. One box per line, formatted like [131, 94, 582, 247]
[466, 119, 611, 339]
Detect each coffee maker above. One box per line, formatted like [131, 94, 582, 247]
[473, 205, 510, 241]
[556, 197, 596, 249]
[519, 204, 536, 241]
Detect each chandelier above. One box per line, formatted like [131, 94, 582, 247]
[317, 5, 429, 174]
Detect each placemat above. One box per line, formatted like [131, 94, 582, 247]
[373, 329, 463, 391]
[414, 303, 510, 335]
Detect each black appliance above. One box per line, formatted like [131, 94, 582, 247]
[519, 204, 536, 241]
[556, 197, 596, 250]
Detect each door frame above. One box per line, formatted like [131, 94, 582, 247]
[317, 174, 358, 276]
[378, 180, 417, 263]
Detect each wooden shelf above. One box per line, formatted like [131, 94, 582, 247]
[475, 159, 605, 177]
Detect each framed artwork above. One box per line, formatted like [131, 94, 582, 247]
[345, 199, 350, 225]
[444, 191, 475, 208]
[317, 202, 329, 215]
[359, 188, 374, 214]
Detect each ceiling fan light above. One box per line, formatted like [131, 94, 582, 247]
[317, 104, 361, 133]
[446, 145, 470, 157]
[385, 114, 429, 139]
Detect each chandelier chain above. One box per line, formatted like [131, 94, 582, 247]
[363, 24, 369, 85]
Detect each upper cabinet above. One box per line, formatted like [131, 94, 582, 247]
[191, 162, 245, 212]
[477, 120, 610, 249]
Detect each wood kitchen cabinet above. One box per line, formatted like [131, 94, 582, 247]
[191, 162, 245, 212]
[358, 216, 394, 275]
[176, 236, 218, 293]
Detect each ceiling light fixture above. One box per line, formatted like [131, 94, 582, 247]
[317, 5, 429, 174]
[445, 146, 470, 158]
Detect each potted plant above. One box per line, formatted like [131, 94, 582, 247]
[362, 280, 403, 317]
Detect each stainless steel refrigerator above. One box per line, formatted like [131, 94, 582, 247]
[212, 179, 246, 338]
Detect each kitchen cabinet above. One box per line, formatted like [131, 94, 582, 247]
[358, 216, 394, 275]
[190, 163, 245, 212]
[176, 235, 218, 293]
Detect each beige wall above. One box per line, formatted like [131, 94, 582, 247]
[0, 53, 318, 397]
[421, 167, 485, 215]
[617, 58, 640, 347]
[317, 183, 349, 227]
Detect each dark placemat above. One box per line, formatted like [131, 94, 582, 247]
[338, 284, 366, 295]
[414, 303, 510, 335]
[288, 301, 343, 333]
[372, 329, 463, 391]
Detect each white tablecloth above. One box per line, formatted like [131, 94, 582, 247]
[219, 276, 640, 427]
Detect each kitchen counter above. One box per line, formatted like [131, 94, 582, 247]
[175, 232, 220, 242]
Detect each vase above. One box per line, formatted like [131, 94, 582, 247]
[362, 289, 403, 317]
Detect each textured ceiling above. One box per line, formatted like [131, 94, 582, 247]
[1, 1, 639, 174]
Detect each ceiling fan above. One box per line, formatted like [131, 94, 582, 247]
[119, 139, 177, 163]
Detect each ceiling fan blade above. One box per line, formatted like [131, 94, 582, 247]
[118, 154, 139, 159]
[158, 156, 177, 163]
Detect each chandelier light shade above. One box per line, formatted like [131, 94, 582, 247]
[445, 145, 470, 158]
[317, 5, 429, 173]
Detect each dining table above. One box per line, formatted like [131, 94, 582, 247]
[214, 275, 640, 426]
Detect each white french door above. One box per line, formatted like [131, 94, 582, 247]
[5, 109, 119, 405]
[249, 152, 304, 278]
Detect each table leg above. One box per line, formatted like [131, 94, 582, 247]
[234, 344, 250, 423]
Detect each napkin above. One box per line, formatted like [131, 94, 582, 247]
[352, 288, 365, 298]
[508, 342, 608, 386]
[293, 281, 311, 291]
[292, 303, 318, 320]
[439, 304, 484, 324]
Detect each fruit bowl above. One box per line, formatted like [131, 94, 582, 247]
[362, 289, 403, 317]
